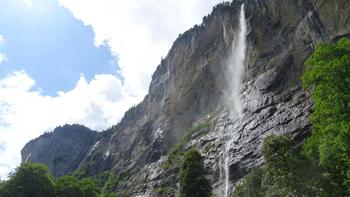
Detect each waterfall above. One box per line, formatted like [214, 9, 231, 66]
[227, 4, 247, 117]
[220, 4, 247, 197]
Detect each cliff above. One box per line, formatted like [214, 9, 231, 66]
[21, 0, 350, 196]
[21, 124, 98, 176]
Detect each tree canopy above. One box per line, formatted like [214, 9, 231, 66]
[0, 163, 114, 197]
[302, 38, 350, 195]
[179, 149, 212, 197]
[1, 163, 55, 197]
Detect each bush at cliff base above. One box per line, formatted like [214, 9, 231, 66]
[179, 149, 212, 197]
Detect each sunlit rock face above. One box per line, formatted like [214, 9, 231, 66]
[21, 0, 350, 196]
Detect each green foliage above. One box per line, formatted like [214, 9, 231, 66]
[79, 178, 100, 197]
[68, 167, 120, 196]
[261, 135, 319, 197]
[69, 167, 88, 180]
[102, 171, 119, 192]
[55, 175, 104, 197]
[233, 39, 350, 197]
[68, 168, 115, 195]
[0, 163, 114, 197]
[0, 180, 6, 196]
[179, 149, 212, 197]
[302, 38, 350, 195]
[1, 163, 55, 197]
[233, 135, 321, 197]
[231, 168, 263, 197]
[91, 171, 111, 192]
[153, 186, 176, 196]
[55, 175, 84, 197]
[243, 167, 263, 197]
[98, 193, 117, 197]
[231, 181, 245, 197]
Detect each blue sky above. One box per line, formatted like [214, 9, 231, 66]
[0, 0, 119, 96]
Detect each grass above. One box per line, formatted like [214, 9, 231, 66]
[153, 186, 176, 195]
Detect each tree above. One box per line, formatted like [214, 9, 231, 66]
[302, 38, 350, 195]
[55, 175, 84, 197]
[98, 193, 117, 197]
[0, 162, 103, 197]
[231, 167, 263, 197]
[243, 167, 263, 197]
[79, 178, 99, 197]
[1, 163, 55, 197]
[55, 175, 99, 197]
[232, 135, 322, 197]
[179, 149, 212, 197]
[0, 179, 5, 196]
[261, 135, 319, 197]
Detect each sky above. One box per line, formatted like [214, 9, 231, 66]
[0, 0, 223, 179]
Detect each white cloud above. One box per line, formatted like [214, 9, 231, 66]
[0, 71, 139, 178]
[0, 35, 4, 46]
[0, 35, 6, 64]
[23, 0, 33, 7]
[0, 53, 6, 64]
[57, 0, 222, 101]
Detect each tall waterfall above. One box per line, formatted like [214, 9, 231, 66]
[227, 4, 247, 117]
[220, 4, 247, 197]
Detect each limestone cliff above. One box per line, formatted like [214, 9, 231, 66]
[21, 0, 350, 196]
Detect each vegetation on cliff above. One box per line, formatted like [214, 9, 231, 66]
[232, 134, 321, 197]
[302, 38, 350, 195]
[162, 116, 213, 170]
[233, 38, 350, 196]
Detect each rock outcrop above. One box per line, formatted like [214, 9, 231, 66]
[21, 125, 98, 176]
[21, 0, 350, 196]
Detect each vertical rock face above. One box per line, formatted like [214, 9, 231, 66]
[21, 0, 349, 196]
[315, 0, 350, 39]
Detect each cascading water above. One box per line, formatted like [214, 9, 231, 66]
[220, 4, 247, 197]
[226, 4, 247, 118]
